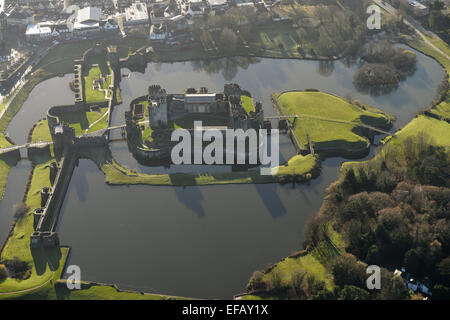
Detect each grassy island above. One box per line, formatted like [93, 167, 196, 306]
[276, 91, 394, 154]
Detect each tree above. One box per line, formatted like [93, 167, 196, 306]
[341, 168, 358, 194]
[404, 249, 422, 276]
[339, 285, 370, 300]
[366, 244, 381, 265]
[219, 27, 239, 55]
[246, 271, 266, 292]
[438, 257, 450, 286]
[331, 254, 366, 288]
[0, 264, 7, 280]
[266, 269, 283, 292]
[13, 203, 30, 221]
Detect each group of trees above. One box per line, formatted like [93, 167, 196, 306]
[1, 257, 30, 280]
[354, 41, 417, 95]
[190, 7, 269, 53]
[304, 133, 450, 299]
[428, 0, 450, 40]
[246, 268, 331, 300]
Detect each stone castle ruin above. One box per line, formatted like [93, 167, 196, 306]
[125, 83, 265, 164]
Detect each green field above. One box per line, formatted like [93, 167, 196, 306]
[55, 107, 109, 136]
[83, 65, 112, 104]
[277, 91, 393, 152]
[240, 222, 345, 300]
[241, 95, 255, 114]
[31, 120, 52, 143]
[0, 134, 18, 200]
[78, 145, 318, 187]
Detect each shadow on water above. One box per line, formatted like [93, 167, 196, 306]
[173, 186, 205, 218]
[253, 184, 287, 219]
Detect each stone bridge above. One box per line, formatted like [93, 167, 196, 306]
[0, 141, 52, 155]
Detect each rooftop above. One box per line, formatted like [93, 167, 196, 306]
[76, 6, 101, 23]
[185, 94, 217, 104]
[124, 2, 149, 22]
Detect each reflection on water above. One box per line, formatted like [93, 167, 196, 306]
[111, 48, 444, 138]
[58, 158, 344, 299]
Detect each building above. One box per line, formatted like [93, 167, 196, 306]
[25, 23, 53, 41]
[149, 23, 167, 41]
[146, 84, 262, 130]
[124, 2, 149, 26]
[6, 6, 34, 26]
[394, 267, 432, 296]
[148, 85, 168, 127]
[407, 0, 429, 16]
[207, 0, 228, 12]
[74, 6, 101, 32]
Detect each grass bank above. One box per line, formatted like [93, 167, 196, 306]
[276, 91, 393, 152]
[79, 147, 318, 187]
[0, 126, 184, 300]
[241, 36, 450, 301]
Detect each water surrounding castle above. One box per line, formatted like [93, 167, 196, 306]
[0, 48, 446, 298]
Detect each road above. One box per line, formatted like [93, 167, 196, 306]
[373, 0, 450, 60]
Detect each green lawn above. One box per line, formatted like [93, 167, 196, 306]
[0, 134, 18, 200]
[241, 95, 255, 114]
[273, 154, 317, 176]
[240, 222, 344, 300]
[57, 107, 109, 136]
[0, 133, 12, 148]
[78, 146, 317, 187]
[277, 91, 393, 152]
[83, 65, 112, 104]
[31, 120, 52, 143]
[389, 115, 450, 147]
[0, 151, 60, 294]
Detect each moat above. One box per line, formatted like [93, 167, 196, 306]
[0, 48, 446, 298]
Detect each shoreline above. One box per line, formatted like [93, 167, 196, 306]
[0, 32, 449, 299]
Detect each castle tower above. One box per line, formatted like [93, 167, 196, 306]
[148, 85, 168, 128]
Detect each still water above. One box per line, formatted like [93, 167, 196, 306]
[0, 47, 445, 298]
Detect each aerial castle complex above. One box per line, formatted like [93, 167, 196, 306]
[125, 83, 266, 164]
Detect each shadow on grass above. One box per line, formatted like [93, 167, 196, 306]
[31, 246, 62, 276]
[58, 111, 90, 132]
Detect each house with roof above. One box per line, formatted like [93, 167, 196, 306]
[74, 6, 102, 33]
[394, 267, 433, 296]
[406, 0, 429, 16]
[25, 23, 53, 41]
[149, 23, 167, 41]
[124, 2, 149, 26]
[6, 6, 34, 26]
[207, 0, 228, 13]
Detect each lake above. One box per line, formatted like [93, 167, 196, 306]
[0, 47, 445, 298]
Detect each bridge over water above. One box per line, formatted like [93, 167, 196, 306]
[0, 141, 52, 155]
